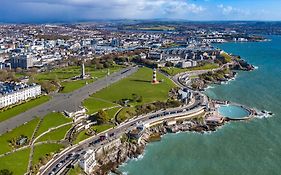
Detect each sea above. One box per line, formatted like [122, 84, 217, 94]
[119, 35, 281, 175]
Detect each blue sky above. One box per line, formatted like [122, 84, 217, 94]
[0, 0, 281, 23]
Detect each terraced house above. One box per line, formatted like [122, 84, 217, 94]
[0, 82, 41, 108]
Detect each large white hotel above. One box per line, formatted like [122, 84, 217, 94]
[0, 82, 41, 109]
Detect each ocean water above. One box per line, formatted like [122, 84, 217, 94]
[119, 35, 281, 175]
[218, 105, 249, 119]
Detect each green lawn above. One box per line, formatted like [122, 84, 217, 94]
[60, 79, 94, 93]
[0, 96, 51, 122]
[161, 63, 219, 76]
[74, 124, 113, 144]
[31, 65, 122, 93]
[74, 130, 89, 144]
[116, 107, 137, 123]
[67, 165, 83, 175]
[92, 67, 176, 105]
[34, 66, 81, 81]
[59, 66, 122, 93]
[35, 112, 72, 138]
[83, 98, 117, 115]
[0, 148, 30, 175]
[36, 124, 72, 142]
[92, 124, 113, 133]
[33, 143, 63, 166]
[105, 107, 122, 121]
[220, 52, 232, 62]
[0, 118, 39, 154]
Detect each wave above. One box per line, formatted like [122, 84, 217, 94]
[254, 65, 259, 70]
[255, 110, 274, 119]
[205, 85, 214, 90]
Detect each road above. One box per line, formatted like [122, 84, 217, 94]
[0, 66, 139, 135]
[40, 92, 206, 175]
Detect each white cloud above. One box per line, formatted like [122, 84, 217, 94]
[217, 4, 250, 16]
[9, 0, 205, 19]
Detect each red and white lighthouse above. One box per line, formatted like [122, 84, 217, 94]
[152, 68, 159, 84]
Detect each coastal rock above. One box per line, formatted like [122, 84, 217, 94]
[232, 59, 255, 71]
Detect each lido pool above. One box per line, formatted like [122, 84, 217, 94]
[218, 105, 250, 119]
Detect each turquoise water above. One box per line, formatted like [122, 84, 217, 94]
[120, 36, 281, 175]
[218, 105, 249, 118]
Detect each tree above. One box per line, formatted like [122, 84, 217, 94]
[165, 61, 174, 67]
[0, 70, 8, 81]
[96, 110, 109, 123]
[15, 67, 23, 73]
[40, 81, 57, 93]
[0, 169, 13, 175]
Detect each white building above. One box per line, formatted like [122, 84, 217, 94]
[148, 52, 163, 61]
[79, 149, 97, 174]
[0, 83, 41, 109]
[203, 38, 226, 43]
[178, 60, 197, 68]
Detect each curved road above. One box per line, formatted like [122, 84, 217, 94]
[40, 91, 206, 175]
[0, 66, 139, 135]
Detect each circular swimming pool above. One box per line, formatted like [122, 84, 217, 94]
[218, 105, 250, 119]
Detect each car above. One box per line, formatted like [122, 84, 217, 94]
[100, 135, 106, 141]
[57, 163, 63, 168]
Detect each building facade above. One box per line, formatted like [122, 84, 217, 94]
[0, 82, 41, 109]
[79, 149, 97, 174]
[10, 54, 33, 69]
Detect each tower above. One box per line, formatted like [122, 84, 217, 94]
[81, 62, 85, 79]
[152, 68, 159, 84]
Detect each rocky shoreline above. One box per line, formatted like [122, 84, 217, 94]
[191, 59, 255, 91]
[90, 117, 225, 175]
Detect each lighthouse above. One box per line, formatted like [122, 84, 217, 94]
[152, 68, 159, 84]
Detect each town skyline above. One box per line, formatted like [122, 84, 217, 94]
[1, 0, 281, 23]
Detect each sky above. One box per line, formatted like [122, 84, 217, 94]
[0, 0, 281, 23]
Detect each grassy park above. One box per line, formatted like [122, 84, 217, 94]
[81, 67, 176, 124]
[35, 112, 72, 138]
[0, 148, 30, 175]
[32, 65, 122, 93]
[36, 124, 72, 142]
[161, 63, 219, 76]
[92, 67, 176, 105]
[0, 112, 73, 174]
[83, 98, 118, 115]
[0, 118, 39, 154]
[60, 79, 94, 93]
[0, 95, 50, 122]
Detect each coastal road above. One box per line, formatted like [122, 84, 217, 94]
[40, 93, 206, 175]
[0, 66, 139, 135]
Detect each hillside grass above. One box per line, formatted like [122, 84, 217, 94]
[105, 107, 122, 121]
[36, 124, 72, 142]
[35, 112, 72, 138]
[33, 143, 64, 166]
[161, 63, 219, 76]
